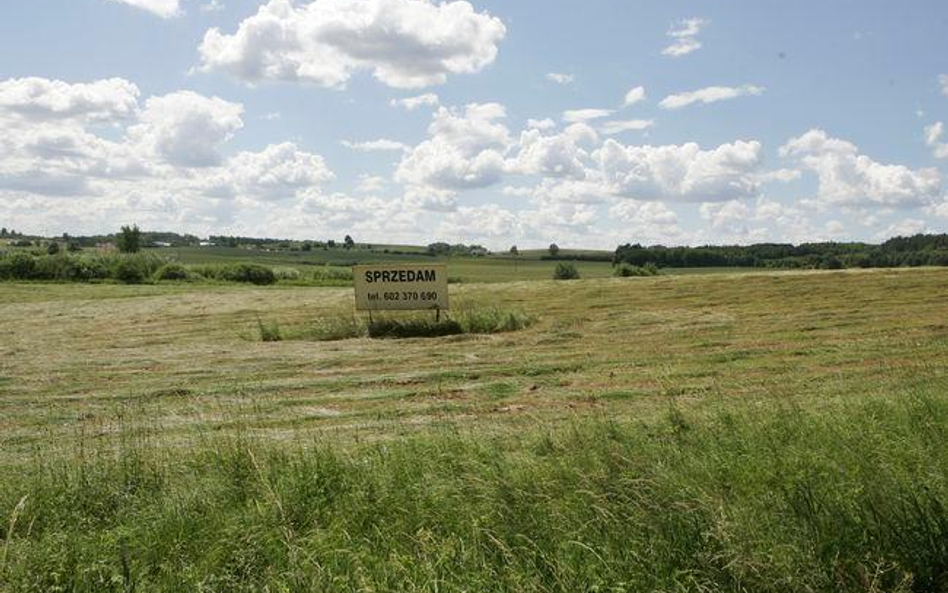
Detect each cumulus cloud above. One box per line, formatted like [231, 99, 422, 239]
[342, 138, 410, 152]
[128, 91, 244, 168]
[662, 18, 707, 57]
[780, 129, 942, 207]
[598, 119, 653, 135]
[659, 85, 764, 110]
[924, 122, 948, 159]
[0, 77, 140, 123]
[396, 102, 511, 190]
[594, 139, 763, 202]
[109, 0, 188, 18]
[526, 118, 556, 131]
[197, 0, 506, 89]
[0, 77, 339, 235]
[562, 108, 613, 123]
[223, 142, 334, 200]
[510, 124, 599, 179]
[390, 93, 440, 110]
[546, 72, 574, 85]
[623, 86, 646, 106]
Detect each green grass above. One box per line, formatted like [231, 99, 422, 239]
[2, 268, 948, 590]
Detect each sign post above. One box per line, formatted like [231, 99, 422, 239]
[352, 264, 449, 313]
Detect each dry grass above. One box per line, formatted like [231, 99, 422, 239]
[1, 268, 947, 460]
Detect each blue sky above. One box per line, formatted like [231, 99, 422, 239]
[1, 0, 946, 248]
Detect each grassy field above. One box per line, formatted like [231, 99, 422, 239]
[2, 268, 948, 591]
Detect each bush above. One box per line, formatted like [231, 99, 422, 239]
[113, 257, 150, 284]
[553, 262, 580, 280]
[614, 262, 659, 277]
[155, 263, 190, 281]
[312, 266, 353, 283]
[32, 255, 81, 280]
[273, 267, 301, 281]
[221, 263, 276, 285]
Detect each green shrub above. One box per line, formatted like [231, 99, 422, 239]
[312, 266, 353, 283]
[154, 263, 190, 281]
[273, 267, 301, 281]
[221, 263, 276, 285]
[32, 255, 81, 280]
[553, 261, 580, 280]
[6, 252, 36, 279]
[72, 256, 111, 281]
[614, 262, 659, 277]
[113, 257, 150, 284]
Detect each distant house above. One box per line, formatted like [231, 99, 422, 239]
[95, 242, 116, 251]
[199, 241, 215, 247]
[153, 241, 172, 247]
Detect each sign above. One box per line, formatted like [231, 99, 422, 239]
[352, 264, 449, 311]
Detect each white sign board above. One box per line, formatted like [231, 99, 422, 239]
[352, 264, 449, 311]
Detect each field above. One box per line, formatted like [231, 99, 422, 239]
[2, 267, 948, 591]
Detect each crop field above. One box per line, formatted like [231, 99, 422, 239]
[2, 267, 948, 591]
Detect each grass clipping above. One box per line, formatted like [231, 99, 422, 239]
[260, 308, 535, 341]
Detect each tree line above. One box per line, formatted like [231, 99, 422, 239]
[613, 234, 948, 269]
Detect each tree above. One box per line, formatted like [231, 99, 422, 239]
[116, 225, 142, 253]
[46, 242, 60, 255]
[548, 243, 560, 257]
[509, 245, 519, 256]
[344, 235, 355, 249]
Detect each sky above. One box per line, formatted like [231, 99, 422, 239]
[1, 0, 947, 249]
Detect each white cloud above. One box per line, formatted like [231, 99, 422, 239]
[877, 218, 928, 239]
[756, 168, 802, 183]
[198, 0, 506, 89]
[610, 200, 678, 229]
[623, 86, 646, 106]
[511, 123, 599, 179]
[396, 102, 511, 190]
[562, 108, 613, 123]
[662, 18, 707, 57]
[780, 129, 942, 207]
[700, 200, 750, 232]
[342, 138, 410, 152]
[546, 72, 574, 85]
[594, 139, 763, 202]
[526, 118, 556, 131]
[659, 85, 764, 110]
[0, 78, 339, 235]
[355, 174, 386, 194]
[222, 142, 335, 201]
[390, 93, 440, 110]
[128, 91, 244, 168]
[924, 122, 948, 159]
[599, 119, 653, 135]
[0, 77, 140, 123]
[109, 0, 187, 18]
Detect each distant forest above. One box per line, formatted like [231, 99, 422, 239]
[611, 234, 948, 269]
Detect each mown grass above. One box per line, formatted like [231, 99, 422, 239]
[1, 268, 948, 590]
[3, 392, 948, 591]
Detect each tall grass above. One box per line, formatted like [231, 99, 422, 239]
[3, 392, 948, 591]
[282, 308, 535, 341]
